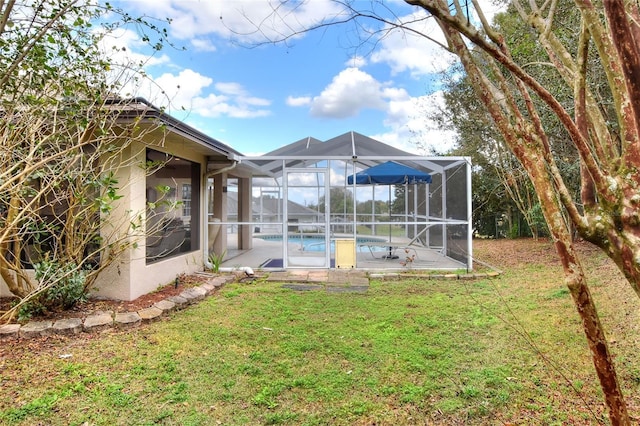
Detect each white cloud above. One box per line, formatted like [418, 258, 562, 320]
[128, 68, 271, 119]
[118, 0, 349, 43]
[98, 26, 175, 103]
[286, 96, 311, 107]
[107, 1, 475, 152]
[310, 68, 386, 118]
[191, 82, 272, 119]
[370, 9, 456, 76]
[374, 91, 456, 155]
[215, 82, 271, 108]
[190, 38, 217, 52]
[100, 27, 171, 68]
[304, 65, 454, 154]
[369, 1, 505, 77]
[97, 13, 273, 119]
[154, 69, 213, 107]
[346, 55, 367, 68]
[192, 93, 271, 119]
[215, 82, 246, 96]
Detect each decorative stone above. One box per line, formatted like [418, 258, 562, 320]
[167, 295, 188, 309]
[83, 311, 114, 332]
[199, 283, 215, 295]
[114, 312, 141, 328]
[326, 285, 368, 294]
[20, 321, 53, 338]
[282, 284, 323, 291]
[429, 274, 446, 280]
[153, 299, 176, 313]
[210, 277, 227, 287]
[177, 291, 196, 304]
[351, 277, 370, 286]
[138, 306, 163, 322]
[179, 287, 206, 303]
[307, 273, 327, 283]
[0, 323, 20, 340]
[52, 318, 83, 335]
[459, 274, 477, 280]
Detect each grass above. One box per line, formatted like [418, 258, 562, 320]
[356, 223, 407, 238]
[1, 240, 639, 425]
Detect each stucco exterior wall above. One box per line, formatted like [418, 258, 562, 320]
[92, 248, 203, 301]
[92, 139, 209, 301]
[0, 285, 10, 297]
[1, 138, 212, 302]
[0, 273, 28, 297]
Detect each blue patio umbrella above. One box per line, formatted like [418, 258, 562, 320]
[348, 161, 431, 258]
[347, 161, 432, 185]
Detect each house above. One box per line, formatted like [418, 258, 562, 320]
[0, 98, 256, 301]
[0, 102, 472, 301]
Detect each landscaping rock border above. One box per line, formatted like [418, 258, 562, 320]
[0, 275, 236, 341]
[368, 271, 501, 281]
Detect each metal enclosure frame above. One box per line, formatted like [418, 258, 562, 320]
[210, 132, 472, 271]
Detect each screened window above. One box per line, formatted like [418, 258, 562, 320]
[146, 149, 200, 263]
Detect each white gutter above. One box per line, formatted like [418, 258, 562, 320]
[205, 160, 238, 178]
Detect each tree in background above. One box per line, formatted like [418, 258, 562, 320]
[0, 0, 170, 321]
[433, 69, 541, 238]
[431, 4, 587, 239]
[323, 186, 355, 215]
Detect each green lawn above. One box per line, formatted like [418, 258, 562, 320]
[1, 239, 639, 425]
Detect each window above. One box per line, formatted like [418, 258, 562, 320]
[146, 149, 200, 263]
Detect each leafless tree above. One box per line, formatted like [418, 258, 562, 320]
[0, 0, 172, 321]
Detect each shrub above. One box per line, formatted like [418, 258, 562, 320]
[18, 260, 88, 321]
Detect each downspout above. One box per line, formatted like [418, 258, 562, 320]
[218, 266, 254, 276]
[203, 160, 254, 276]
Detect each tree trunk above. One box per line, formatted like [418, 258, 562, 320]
[525, 159, 630, 425]
[555, 242, 630, 425]
[413, 1, 632, 420]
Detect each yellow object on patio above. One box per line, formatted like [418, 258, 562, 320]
[335, 239, 356, 269]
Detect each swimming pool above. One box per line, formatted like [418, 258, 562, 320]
[256, 234, 388, 252]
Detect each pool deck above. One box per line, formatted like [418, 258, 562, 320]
[221, 235, 466, 272]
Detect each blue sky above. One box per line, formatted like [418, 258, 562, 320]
[106, 1, 499, 156]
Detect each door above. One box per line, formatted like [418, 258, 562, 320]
[283, 168, 329, 268]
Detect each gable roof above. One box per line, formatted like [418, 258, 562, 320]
[319, 132, 416, 158]
[241, 131, 450, 177]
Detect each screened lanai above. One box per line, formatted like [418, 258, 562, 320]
[215, 131, 472, 271]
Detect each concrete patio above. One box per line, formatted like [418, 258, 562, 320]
[221, 234, 468, 272]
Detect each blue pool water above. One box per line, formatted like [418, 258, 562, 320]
[257, 235, 387, 252]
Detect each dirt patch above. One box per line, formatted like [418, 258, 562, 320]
[472, 237, 601, 269]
